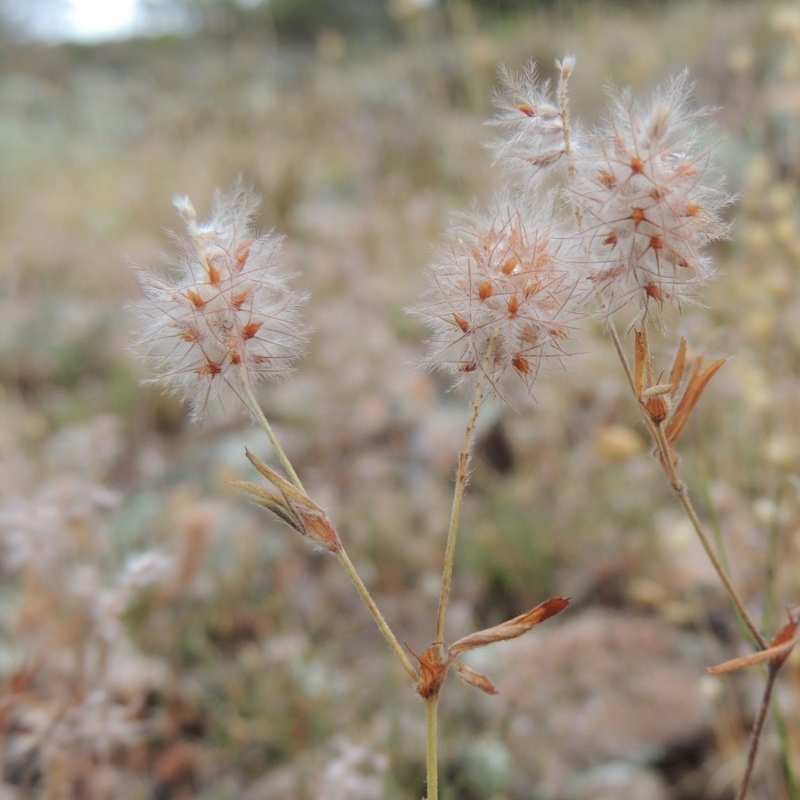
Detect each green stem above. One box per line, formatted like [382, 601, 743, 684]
[424, 696, 439, 800]
[336, 546, 419, 684]
[434, 364, 488, 645]
[235, 372, 416, 680]
[238, 371, 305, 492]
[651, 422, 767, 650]
[605, 320, 767, 651]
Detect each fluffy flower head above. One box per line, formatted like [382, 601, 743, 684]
[489, 57, 577, 186]
[572, 72, 731, 324]
[133, 182, 308, 421]
[411, 197, 580, 400]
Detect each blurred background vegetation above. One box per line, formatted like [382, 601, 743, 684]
[1, 1, 799, 799]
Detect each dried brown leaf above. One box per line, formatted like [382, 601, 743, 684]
[453, 659, 498, 695]
[707, 613, 799, 675]
[707, 638, 797, 675]
[768, 613, 800, 670]
[448, 597, 569, 657]
[230, 479, 303, 531]
[243, 449, 341, 552]
[664, 357, 726, 444]
[667, 338, 688, 399]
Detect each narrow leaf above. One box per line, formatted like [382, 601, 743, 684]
[449, 597, 569, 657]
[245, 449, 308, 506]
[230, 479, 303, 531]
[241, 451, 341, 551]
[453, 660, 498, 695]
[665, 357, 726, 444]
[707, 638, 797, 675]
[708, 613, 799, 675]
[230, 479, 286, 508]
[667, 338, 688, 399]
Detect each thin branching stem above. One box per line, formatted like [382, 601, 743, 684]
[605, 319, 768, 651]
[772, 699, 800, 800]
[238, 371, 306, 491]
[239, 370, 417, 680]
[427, 340, 495, 800]
[735, 665, 779, 800]
[434, 343, 492, 645]
[336, 546, 419, 684]
[425, 696, 439, 800]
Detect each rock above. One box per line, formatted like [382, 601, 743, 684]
[476, 609, 714, 798]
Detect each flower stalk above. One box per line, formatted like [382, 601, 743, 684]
[434, 340, 492, 645]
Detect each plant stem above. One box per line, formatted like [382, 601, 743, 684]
[772, 699, 800, 800]
[237, 372, 417, 680]
[606, 320, 767, 651]
[652, 421, 767, 649]
[735, 665, 779, 800]
[558, 59, 576, 182]
[336, 545, 419, 684]
[238, 371, 305, 491]
[425, 696, 439, 800]
[434, 366, 488, 645]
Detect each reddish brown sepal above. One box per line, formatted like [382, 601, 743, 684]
[410, 643, 447, 699]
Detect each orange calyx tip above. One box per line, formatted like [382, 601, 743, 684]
[235, 240, 253, 268]
[684, 201, 701, 217]
[206, 260, 222, 286]
[630, 207, 647, 225]
[186, 288, 205, 308]
[453, 313, 470, 333]
[242, 321, 263, 340]
[644, 282, 664, 301]
[197, 360, 222, 376]
[598, 168, 616, 187]
[231, 290, 250, 309]
[180, 328, 200, 342]
[511, 354, 530, 374]
[501, 256, 518, 276]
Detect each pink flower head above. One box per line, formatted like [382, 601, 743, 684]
[410, 196, 580, 400]
[133, 182, 308, 421]
[572, 72, 730, 324]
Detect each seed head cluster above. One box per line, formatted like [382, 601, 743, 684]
[133, 183, 307, 421]
[411, 200, 578, 397]
[489, 60, 570, 179]
[411, 61, 730, 397]
[572, 72, 730, 322]
[134, 61, 730, 414]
